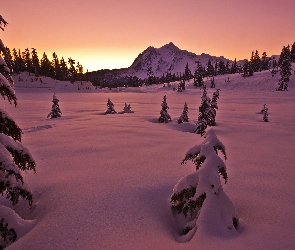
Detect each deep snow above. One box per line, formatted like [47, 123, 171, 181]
[2, 70, 295, 249]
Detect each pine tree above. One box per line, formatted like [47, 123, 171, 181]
[206, 59, 215, 77]
[261, 52, 269, 71]
[184, 63, 192, 80]
[22, 48, 32, 73]
[277, 45, 292, 91]
[0, 15, 36, 249]
[171, 129, 238, 238]
[40, 52, 51, 77]
[59, 57, 68, 81]
[51, 52, 60, 79]
[195, 85, 211, 135]
[261, 104, 269, 122]
[158, 95, 171, 123]
[290, 42, 295, 62]
[230, 58, 238, 74]
[68, 57, 76, 83]
[47, 93, 62, 118]
[105, 98, 116, 114]
[31, 48, 40, 76]
[178, 102, 189, 124]
[193, 62, 204, 88]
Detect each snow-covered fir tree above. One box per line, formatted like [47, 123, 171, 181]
[277, 45, 292, 91]
[105, 98, 116, 114]
[195, 85, 211, 135]
[210, 77, 215, 88]
[261, 104, 269, 122]
[193, 62, 204, 88]
[158, 95, 171, 123]
[211, 89, 220, 110]
[171, 129, 238, 240]
[178, 102, 189, 124]
[123, 103, 132, 113]
[47, 93, 62, 118]
[0, 15, 36, 249]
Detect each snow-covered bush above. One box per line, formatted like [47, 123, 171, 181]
[171, 129, 238, 241]
[47, 93, 62, 119]
[158, 95, 171, 123]
[178, 102, 189, 124]
[105, 98, 116, 114]
[123, 103, 132, 113]
[0, 15, 36, 249]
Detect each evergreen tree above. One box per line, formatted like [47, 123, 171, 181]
[242, 59, 253, 77]
[261, 52, 269, 71]
[193, 62, 204, 88]
[76, 62, 84, 84]
[22, 48, 32, 73]
[105, 98, 116, 114]
[195, 85, 211, 135]
[210, 77, 215, 88]
[230, 58, 238, 74]
[211, 89, 220, 110]
[171, 129, 238, 238]
[206, 59, 215, 77]
[261, 104, 269, 122]
[0, 16, 36, 249]
[68, 57, 76, 83]
[59, 57, 68, 81]
[184, 63, 192, 80]
[47, 93, 62, 118]
[40, 52, 52, 77]
[290, 42, 295, 62]
[271, 57, 278, 76]
[31, 48, 40, 76]
[3, 46, 13, 72]
[218, 60, 226, 75]
[158, 95, 171, 123]
[277, 45, 292, 91]
[178, 102, 189, 124]
[51, 52, 60, 79]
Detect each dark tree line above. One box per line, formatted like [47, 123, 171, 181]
[0, 47, 84, 83]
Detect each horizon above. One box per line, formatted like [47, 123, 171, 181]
[1, 0, 295, 72]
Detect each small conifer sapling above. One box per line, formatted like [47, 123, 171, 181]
[178, 102, 189, 124]
[105, 98, 116, 114]
[47, 93, 62, 118]
[158, 95, 171, 123]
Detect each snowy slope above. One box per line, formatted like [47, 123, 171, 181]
[2, 69, 295, 249]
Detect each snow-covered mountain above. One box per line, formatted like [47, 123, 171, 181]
[127, 42, 232, 78]
[87, 42, 233, 80]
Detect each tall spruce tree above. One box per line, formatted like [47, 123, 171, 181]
[31, 48, 39, 76]
[290, 42, 295, 62]
[0, 15, 36, 249]
[277, 45, 292, 91]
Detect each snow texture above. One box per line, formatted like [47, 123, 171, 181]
[2, 69, 295, 250]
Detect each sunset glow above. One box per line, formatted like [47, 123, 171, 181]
[2, 0, 295, 72]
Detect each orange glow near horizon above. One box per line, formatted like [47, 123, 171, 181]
[1, 0, 295, 72]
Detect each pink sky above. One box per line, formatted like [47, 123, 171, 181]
[1, 0, 295, 72]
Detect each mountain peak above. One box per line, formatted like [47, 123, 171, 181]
[161, 42, 179, 50]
